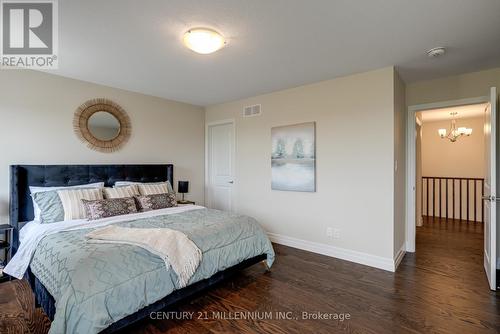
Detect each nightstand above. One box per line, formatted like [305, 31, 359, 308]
[0, 224, 14, 283]
[177, 200, 195, 205]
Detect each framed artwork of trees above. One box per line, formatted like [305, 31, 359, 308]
[271, 122, 316, 192]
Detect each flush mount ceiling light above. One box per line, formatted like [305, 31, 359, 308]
[438, 112, 472, 142]
[183, 28, 226, 54]
[427, 47, 446, 58]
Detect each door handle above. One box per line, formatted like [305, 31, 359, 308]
[482, 195, 499, 201]
[228, 181, 234, 184]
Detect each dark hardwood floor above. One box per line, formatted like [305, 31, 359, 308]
[1, 218, 498, 333]
[0, 279, 51, 334]
[123, 217, 499, 334]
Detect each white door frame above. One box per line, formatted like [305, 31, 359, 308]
[405, 96, 490, 252]
[205, 119, 236, 210]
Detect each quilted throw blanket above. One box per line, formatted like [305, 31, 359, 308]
[25, 207, 275, 334]
[86, 225, 202, 287]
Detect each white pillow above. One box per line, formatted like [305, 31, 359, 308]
[30, 182, 105, 221]
[114, 181, 174, 193]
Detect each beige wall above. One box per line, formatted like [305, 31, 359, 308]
[421, 117, 485, 178]
[407, 67, 500, 105]
[393, 70, 406, 257]
[0, 70, 205, 225]
[206, 67, 399, 264]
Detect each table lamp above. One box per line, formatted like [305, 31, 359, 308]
[178, 181, 189, 203]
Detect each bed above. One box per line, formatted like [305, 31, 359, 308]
[7, 164, 275, 333]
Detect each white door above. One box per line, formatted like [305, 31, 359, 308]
[483, 87, 497, 290]
[207, 121, 234, 211]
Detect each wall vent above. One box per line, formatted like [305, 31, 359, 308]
[243, 104, 262, 117]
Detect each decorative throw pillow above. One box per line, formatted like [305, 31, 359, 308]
[115, 181, 174, 194]
[32, 190, 65, 224]
[82, 197, 138, 220]
[134, 193, 177, 212]
[103, 185, 139, 199]
[137, 182, 173, 195]
[57, 188, 104, 220]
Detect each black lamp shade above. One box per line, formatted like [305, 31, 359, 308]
[178, 181, 189, 194]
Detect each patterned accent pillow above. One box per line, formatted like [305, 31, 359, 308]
[82, 197, 138, 220]
[134, 193, 177, 212]
[32, 190, 65, 224]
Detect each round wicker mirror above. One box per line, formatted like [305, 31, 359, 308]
[74, 98, 131, 153]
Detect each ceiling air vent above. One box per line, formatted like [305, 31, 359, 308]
[243, 104, 262, 117]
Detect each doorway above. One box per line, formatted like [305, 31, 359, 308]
[205, 120, 235, 211]
[417, 104, 487, 225]
[406, 89, 497, 291]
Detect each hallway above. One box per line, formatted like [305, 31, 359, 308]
[406, 217, 498, 332]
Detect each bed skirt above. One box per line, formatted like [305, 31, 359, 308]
[25, 268, 56, 320]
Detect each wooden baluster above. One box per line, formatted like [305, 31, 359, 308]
[474, 180, 477, 222]
[439, 178, 442, 218]
[466, 180, 470, 222]
[426, 178, 429, 218]
[452, 179, 455, 220]
[433, 178, 437, 218]
[459, 180, 462, 221]
[445, 178, 448, 220]
[421, 177, 424, 219]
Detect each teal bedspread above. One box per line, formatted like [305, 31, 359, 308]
[29, 208, 275, 334]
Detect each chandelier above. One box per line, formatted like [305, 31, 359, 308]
[438, 112, 472, 142]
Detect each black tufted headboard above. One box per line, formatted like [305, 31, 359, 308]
[9, 164, 173, 254]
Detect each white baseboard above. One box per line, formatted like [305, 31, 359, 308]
[268, 232, 398, 272]
[394, 244, 406, 270]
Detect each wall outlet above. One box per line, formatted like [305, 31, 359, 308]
[326, 227, 333, 237]
[333, 228, 341, 239]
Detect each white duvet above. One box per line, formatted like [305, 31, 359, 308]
[4, 205, 205, 279]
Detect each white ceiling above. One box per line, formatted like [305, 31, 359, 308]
[49, 0, 500, 106]
[419, 103, 488, 122]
